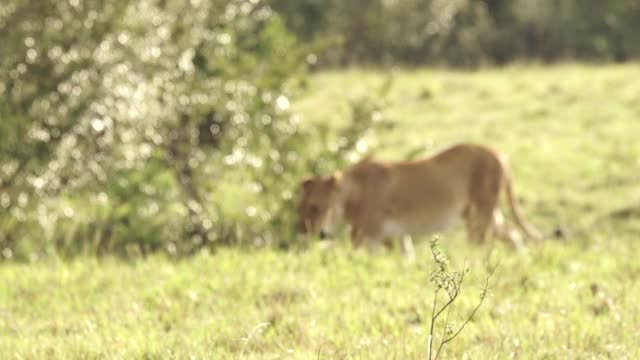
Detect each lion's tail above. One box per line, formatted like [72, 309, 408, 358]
[502, 165, 542, 241]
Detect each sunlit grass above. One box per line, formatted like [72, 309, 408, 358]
[3, 64, 640, 358]
[2, 240, 639, 358]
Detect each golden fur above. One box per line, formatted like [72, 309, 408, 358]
[297, 143, 540, 249]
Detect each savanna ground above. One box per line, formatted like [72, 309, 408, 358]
[2, 64, 640, 358]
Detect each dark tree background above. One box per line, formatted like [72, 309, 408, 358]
[270, 0, 640, 66]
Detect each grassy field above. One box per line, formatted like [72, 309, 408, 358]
[2, 64, 640, 358]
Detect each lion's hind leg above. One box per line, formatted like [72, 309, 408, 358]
[467, 156, 503, 244]
[492, 208, 525, 250]
[381, 235, 416, 262]
[467, 205, 494, 244]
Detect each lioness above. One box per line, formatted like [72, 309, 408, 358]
[296, 143, 541, 250]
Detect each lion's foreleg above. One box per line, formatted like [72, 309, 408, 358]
[402, 235, 416, 262]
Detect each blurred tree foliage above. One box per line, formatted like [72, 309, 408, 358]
[0, 0, 387, 260]
[270, 0, 640, 66]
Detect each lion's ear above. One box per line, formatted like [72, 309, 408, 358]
[299, 177, 315, 193]
[326, 172, 342, 188]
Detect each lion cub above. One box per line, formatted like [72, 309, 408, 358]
[296, 143, 540, 250]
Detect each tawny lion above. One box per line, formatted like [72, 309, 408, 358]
[296, 143, 541, 250]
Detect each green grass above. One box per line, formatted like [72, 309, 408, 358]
[3, 64, 640, 358]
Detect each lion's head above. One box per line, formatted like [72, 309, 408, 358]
[296, 174, 340, 238]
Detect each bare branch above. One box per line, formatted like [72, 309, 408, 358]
[427, 287, 440, 360]
[440, 265, 498, 347]
[427, 240, 499, 360]
[434, 296, 455, 360]
[432, 270, 466, 320]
